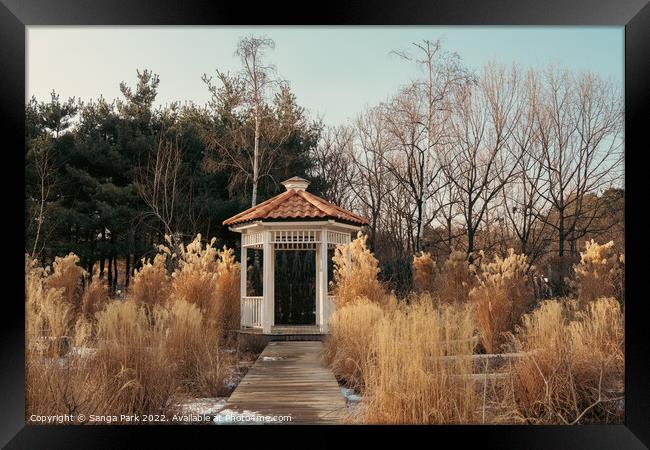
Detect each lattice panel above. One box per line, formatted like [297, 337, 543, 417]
[327, 230, 350, 249]
[272, 230, 320, 249]
[242, 232, 263, 248]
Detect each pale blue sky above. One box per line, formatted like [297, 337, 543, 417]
[27, 26, 623, 126]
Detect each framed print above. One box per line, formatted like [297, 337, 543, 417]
[2, 0, 649, 447]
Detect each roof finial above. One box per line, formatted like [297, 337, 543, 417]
[281, 176, 310, 191]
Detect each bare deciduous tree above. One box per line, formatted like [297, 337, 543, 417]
[29, 135, 56, 258]
[136, 134, 184, 235]
[309, 124, 355, 207]
[203, 36, 296, 206]
[534, 66, 623, 275]
[348, 107, 394, 249]
[444, 64, 524, 259]
[502, 70, 551, 265]
[382, 40, 469, 252]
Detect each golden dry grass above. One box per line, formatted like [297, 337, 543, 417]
[323, 297, 385, 390]
[130, 253, 170, 309]
[470, 249, 536, 353]
[25, 233, 243, 422]
[355, 296, 480, 424]
[412, 252, 437, 293]
[332, 232, 387, 307]
[438, 250, 479, 304]
[573, 240, 625, 304]
[507, 297, 624, 424]
[81, 271, 109, 321]
[167, 234, 241, 332]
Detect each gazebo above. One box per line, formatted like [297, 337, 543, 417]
[223, 176, 368, 335]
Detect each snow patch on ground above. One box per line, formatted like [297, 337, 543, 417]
[213, 408, 269, 425]
[340, 386, 365, 420]
[340, 387, 362, 403]
[175, 397, 228, 416]
[71, 346, 96, 357]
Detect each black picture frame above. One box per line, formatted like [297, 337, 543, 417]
[2, 0, 648, 447]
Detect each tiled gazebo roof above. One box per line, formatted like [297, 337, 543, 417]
[223, 177, 368, 227]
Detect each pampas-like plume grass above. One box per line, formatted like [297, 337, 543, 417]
[46, 253, 86, 317]
[25, 233, 244, 421]
[81, 271, 109, 321]
[93, 300, 178, 416]
[470, 249, 536, 353]
[432, 250, 478, 304]
[168, 234, 241, 331]
[164, 300, 235, 396]
[507, 297, 624, 424]
[130, 254, 170, 309]
[323, 297, 385, 390]
[332, 232, 386, 307]
[358, 296, 479, 424]
[573, 240, 625, 304]
[412, 252, 437, 293]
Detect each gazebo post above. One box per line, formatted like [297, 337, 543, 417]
[240, 236, 247, 328]
[262, 228, 274, 334]
[319, 226, 329, 333]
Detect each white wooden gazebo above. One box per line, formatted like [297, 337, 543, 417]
[223, 177, 368, 335]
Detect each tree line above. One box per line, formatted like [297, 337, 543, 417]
[25, 36, 321, 293]
[310, 40, 624, 292]
[25, 36, 624, 294]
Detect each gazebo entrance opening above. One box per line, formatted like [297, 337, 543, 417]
[274, 250, 316, 325]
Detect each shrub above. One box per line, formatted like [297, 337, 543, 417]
[332, 232, 386, 307]
[573, 240, 625, 304]
[323, 297, 385, 390]
[507, 297, 624, 424]
[470, 249, 536, 353]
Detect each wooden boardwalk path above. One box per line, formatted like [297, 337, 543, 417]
[222, 341, 347, 424]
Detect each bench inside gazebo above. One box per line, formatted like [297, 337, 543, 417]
[223, 176, 368, 339]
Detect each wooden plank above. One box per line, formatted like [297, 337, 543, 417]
[222, 341, 346, 424]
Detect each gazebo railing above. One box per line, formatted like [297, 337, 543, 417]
[241, 296, 263, 328]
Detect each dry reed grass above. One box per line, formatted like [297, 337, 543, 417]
[25, 233, 243, 422]
[470, 249, 536, 353]
[164, 300, 235, 396]
[357, 295, 480, 424]
[130, 254, 170, 309]
[434, 250, 478, 304]
[507, 297, 624, 424]
[323, 297, 385, 390]
[93, 300, 178, 416]
[573, 240, 625, 304]
[45, 253, 86, 325]
[412, 252, 437, 293]
[81, 271, 109, 321]
[332, 232, 387, 307]
[167, 234, 241, 331]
